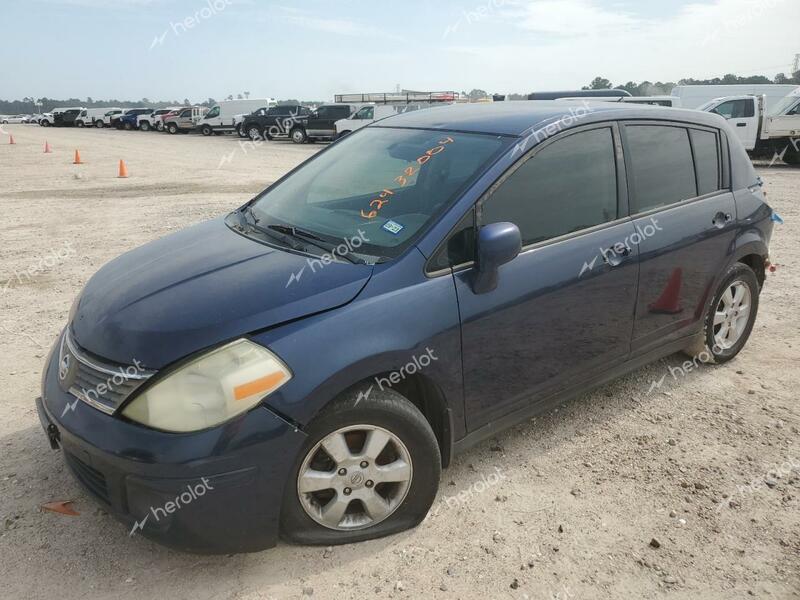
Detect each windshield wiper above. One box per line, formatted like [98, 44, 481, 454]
[242, 207, 308, 251]
[266, 224, 369, 265]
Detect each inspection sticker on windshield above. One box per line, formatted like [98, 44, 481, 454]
[382, 220, 404, 235]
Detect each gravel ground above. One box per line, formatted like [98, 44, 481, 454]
[0, 124, 798, 600]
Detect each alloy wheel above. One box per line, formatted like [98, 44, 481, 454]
[713, 281, 752, 350]
[297, 425, 413, 531]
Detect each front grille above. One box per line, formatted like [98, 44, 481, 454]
[64, 452, 110, 505]
[59, 330, 155, 415]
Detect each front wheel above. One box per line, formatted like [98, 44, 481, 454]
[123, 122, 133, 131]
[167, 123, 178, 134]
[784, 146, 800, 166]
[683, 262, 760, 364]
[41, 120, 50, 127]
[281, 388, 440, 545]
[200, 124, 213, 136]
[140, 121, 151, 132]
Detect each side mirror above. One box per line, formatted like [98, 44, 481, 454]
[472, 222, 522, 294]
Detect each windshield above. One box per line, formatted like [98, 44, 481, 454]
[768, 95, 800, 116]
[246, 127, 509, 259]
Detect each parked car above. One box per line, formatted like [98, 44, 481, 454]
[335, 104, 423, 138]
[101, 108, 127, 128]
[700, 89, 800, 163]
[197, 99, 276, 136]
[0, 114, 28, 124]
[75, 107, 120, 128]
[163, 106, 207, 134]
[287, 103, 357, 143]
[36, 112, 54, 126]
[241, 105, 312, 141]
[138, 108, 179, 132]
[49, 108, 84, 127]
[36, 102, 773, 554]
[116, 108, 153, 130]
[671, 84, 799, 110]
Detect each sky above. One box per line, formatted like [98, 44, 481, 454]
[1, 0, 797, 103]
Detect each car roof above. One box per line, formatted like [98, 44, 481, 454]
[374, 101, 726, 136]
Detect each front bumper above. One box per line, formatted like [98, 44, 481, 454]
[38, 338, 307, 554]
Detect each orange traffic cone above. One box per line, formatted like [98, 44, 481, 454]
[44, 141, 52, 153]
[8, 135, 15, 145]
[118, 159, 128, 178]
[73, 150, 83, 164]
[649, 268, 684, 314]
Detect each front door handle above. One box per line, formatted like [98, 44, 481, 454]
[736, 122, 747, 127]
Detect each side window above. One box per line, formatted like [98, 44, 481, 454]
[206, 106, 220, 118]
[788, 102, 800, 116]
[713, 99, 753, 119]
[428, 210, 476, 272]
[315, 107, 328, 119]
[482, 127, 618, 246]
[625, 125, 697, 212]
[690, 129, 721, 196]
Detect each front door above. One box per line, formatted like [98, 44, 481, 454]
[712, 98, 758, 151]
[455, 124, 640, 430]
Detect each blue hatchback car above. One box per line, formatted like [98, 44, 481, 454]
[37, 102, 774, 553]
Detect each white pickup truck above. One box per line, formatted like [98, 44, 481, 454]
[701, 89, 800, 165]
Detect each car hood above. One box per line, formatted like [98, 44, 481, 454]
[71, 217, 373, 369]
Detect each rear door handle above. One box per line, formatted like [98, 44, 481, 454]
[713, 212, 733, 228]
[601, 243, 632, 267]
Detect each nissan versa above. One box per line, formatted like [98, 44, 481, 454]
[37, 102, 774, 553]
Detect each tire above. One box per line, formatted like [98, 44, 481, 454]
[41, 120, 50, 127]
[76, 120, 85, 128]
[337, 130, 352, 140]
[280, 387, 441, 546]
[123, 121, 133, 131]
[683, 262, 760, 364]
[94, 120, 104, 128]
[167, 123, 178, 134]
[201, 124, 213, 136]
[247, 125, 263, 141]
[290, 127, 307, 144]
[140, 121, 150, 132]
[784, 146, 800, 166]
[236, 123, 247, 138]
[156, 121, 164, 132]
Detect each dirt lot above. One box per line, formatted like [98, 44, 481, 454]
[0, 124, 798, 600]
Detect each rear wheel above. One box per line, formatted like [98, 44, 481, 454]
[281, 387, 440, 545]
[683, 262, 760, 364]
[290, 127, 307, 144]
[94, 120, 104, 128]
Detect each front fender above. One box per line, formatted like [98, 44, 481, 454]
[250, 249, 466, 441]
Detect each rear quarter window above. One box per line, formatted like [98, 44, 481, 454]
[690, 129, 721, 196]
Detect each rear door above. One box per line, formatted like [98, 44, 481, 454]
[453, 123, 641, 429]
[712, 98, 758, 150]
[621, 122, 736, 354]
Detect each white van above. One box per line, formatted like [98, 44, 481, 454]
[197, 99, 276, 136]
[671, 84, 798, 110]
[334, 104, 424, 138]
[76, 107, 121, 128]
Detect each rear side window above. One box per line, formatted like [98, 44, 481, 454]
[625, 125, 697, 212]
[482, 127, 618, 246]
[690, 129, 721, 196]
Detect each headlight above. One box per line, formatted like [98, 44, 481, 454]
[122, 339, 291, 433]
